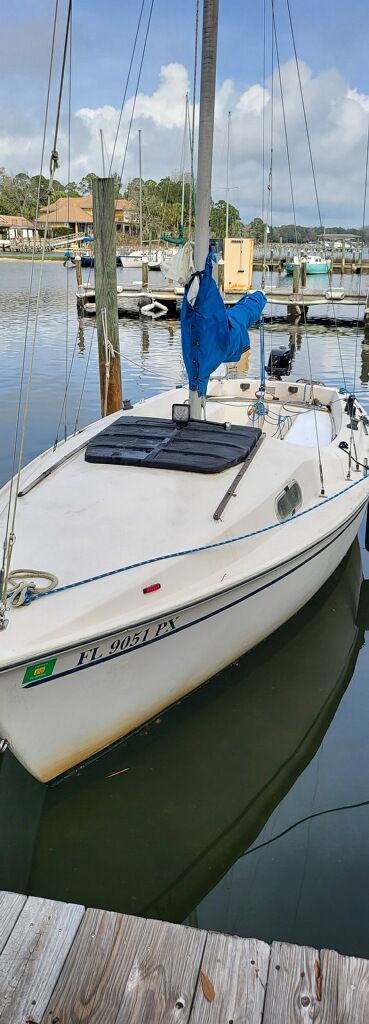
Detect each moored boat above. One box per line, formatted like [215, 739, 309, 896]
[1, 0, 368, 785]
[0, 376, 368, 781]
[0, 540, 363, 915]
[285, 253, 331, 274]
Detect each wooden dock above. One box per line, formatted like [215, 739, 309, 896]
[77, 282, 369, 328]
[1, 889, 369, 1022]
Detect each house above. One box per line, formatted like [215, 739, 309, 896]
[0, 215, 37, 248]
[36, 194, 138, 237]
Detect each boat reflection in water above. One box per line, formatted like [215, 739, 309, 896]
[0, 541, 365, 924]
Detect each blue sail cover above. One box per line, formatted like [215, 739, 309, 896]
[181, 254, 267, 396]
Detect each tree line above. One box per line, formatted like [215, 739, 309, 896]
[0, 167, 367, 242]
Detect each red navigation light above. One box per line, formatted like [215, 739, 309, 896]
[143, 583, 161, 594]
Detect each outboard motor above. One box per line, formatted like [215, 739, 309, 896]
[266, 347, 292, 380]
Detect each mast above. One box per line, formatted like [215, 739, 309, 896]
[190, 0, 219, 419]
[99, 129, 106, 177]
[225, 110, 231, 238]
[138, 129, 143, 250]
[181, 93, 189, 229]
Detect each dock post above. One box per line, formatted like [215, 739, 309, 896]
[278, 236, 283, 271]
[142, 258, 149, 289]
[292, 265, 299, 294]
[364, 294, 369, 339]
[92, 176, 122, 416]
[217, 258, 224, 294]
[300, 262, 307, 288]
[75, 255, 82, 287]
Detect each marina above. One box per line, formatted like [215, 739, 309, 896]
[1, 263, 369, 961]
[1, 0, 369, 1013]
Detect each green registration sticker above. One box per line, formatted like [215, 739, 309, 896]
[22, 658, 57, 686]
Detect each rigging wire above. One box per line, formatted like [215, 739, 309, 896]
[353, 119, 369, 398]
[259, 0, 268, 392]
[0, 0, 61, 621]
[285, 0, 347, 389]
[273, 0, 325, 494]
[65, 3, 72, 441]
[108, 0, 146, 178]
[55, 1, 155, 442]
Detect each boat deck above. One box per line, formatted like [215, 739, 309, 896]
[0, 889, 368, 1022]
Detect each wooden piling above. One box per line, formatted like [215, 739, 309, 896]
[75, 255, 82, 287]
[217, 257, 224, 294]
[300, 261, 307, 288]
[92, 177, 122, 416]
[292, 265, 299, 294]
[142, 258, 149, 289]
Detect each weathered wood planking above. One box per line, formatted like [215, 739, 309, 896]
[262, 940, 320, 1023]
[114, 916, 207, 1024]
[41, 908, 149, 1024]
[2, 891, 369, 1023]
[0, 890, 27, 955]
[318, 948, 369, 1023]
[189, 931, 270, 1023]
[0, 894, 84, 1024]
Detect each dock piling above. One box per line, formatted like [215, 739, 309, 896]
[74, 255, 82, 288]
[92, 176, 122, 415]
[142, 258, 149, 290]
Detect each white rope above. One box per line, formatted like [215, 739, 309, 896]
[0, 2, 71, 627]
[101, 308, 116, 417]
[7, 569, 59, 608]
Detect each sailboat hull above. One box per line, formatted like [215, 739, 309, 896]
[0, 499, 364, 783]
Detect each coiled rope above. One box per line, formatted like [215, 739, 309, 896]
[7, 570, 59, 608]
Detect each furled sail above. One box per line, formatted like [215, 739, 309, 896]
[181, 253, 267, 396]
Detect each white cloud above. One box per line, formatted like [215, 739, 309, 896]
[1, 58, 369, 226]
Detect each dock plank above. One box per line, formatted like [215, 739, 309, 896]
[189, 931, 270, 1023]
[0, 890, 27, 955]
[318, 948, 369, 1023]
[41, 907, 149, 1024]
[115, 917, 207, 1024]
[0, 894, 84, 1024]
[262, 941, 320, 1023]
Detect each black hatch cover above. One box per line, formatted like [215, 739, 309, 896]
[85, 416, 262, 474]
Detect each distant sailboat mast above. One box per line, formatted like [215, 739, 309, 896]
[181, 93, 189, 231]
[190, 0, 219, 420]
[225, 110, 231, 238]
[99, 129, 106, 177]
[138, 129, 143, 251]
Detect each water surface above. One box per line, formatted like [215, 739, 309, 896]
[1, 259, 369, 957]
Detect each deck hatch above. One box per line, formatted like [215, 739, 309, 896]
[85, 416, 262, 474]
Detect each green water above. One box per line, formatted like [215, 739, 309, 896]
[1, 261, 369, 956]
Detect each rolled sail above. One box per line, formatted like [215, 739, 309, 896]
[181, 253, 266, 396]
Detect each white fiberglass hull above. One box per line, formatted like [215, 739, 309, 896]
[120, 256, 143, 268]
[0, 500, 365, 782]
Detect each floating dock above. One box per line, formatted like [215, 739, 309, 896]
[1, 889, 369, 1022]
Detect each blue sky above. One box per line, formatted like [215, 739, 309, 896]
[1, 0, 369, 225]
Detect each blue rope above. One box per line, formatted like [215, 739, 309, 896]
[259, 313, 266, 391]
[27, 475, 368, 603]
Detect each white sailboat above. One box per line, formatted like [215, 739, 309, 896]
[0, 0, 369, 782]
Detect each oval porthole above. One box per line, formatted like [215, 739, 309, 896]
[276, 480, 302, 520]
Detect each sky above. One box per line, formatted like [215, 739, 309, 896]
[1, 0, 369, 227]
